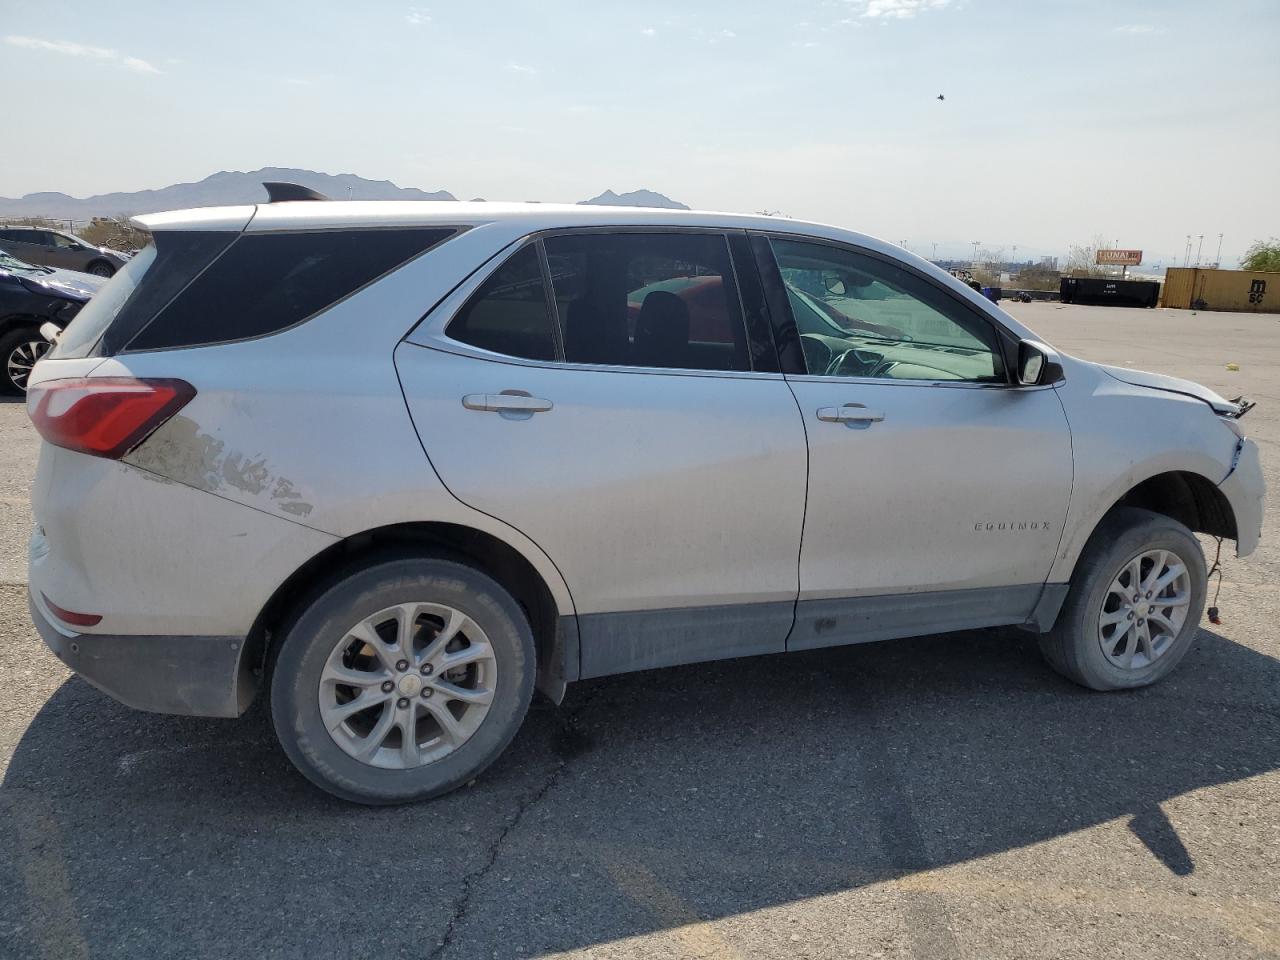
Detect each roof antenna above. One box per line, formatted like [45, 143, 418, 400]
[262, 181, 331, 203]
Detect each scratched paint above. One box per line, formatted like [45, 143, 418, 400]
[124, 415, 314, 518]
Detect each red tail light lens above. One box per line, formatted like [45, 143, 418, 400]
[42, 594, 103, 628]
[27, 377, 196, 460]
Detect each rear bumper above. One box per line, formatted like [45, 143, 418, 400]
[30, 590, 256, 718]
[1220, 438, 1265, 558]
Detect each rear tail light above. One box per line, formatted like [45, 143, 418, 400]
[27, 377, 195, 460]
[42, 595, 102, 628]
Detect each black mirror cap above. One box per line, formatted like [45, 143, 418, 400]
[1017, 339, 1064, 386]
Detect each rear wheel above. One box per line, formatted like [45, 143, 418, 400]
[0, 327, 50, 394]
[1039, 508, 1207, 690]
[270, 557, 536, 804]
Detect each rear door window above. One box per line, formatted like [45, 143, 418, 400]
[544, 232, 749, 371]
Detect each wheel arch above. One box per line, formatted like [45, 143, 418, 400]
[1041, 467, 1235, 631]
[246, 521, 578, 707]
[0, 313, 45, 337]
[1111, 470, 1237, 542]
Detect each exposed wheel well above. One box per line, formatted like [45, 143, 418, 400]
[0, 314, 43, 338]
[245, 522, 570, 703]
[1111, 470, 1237, 541]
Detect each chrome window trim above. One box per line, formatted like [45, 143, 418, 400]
[782, 372, 1057, 392]
[410, 336, 787, 382]
[414, 228, 785, 382]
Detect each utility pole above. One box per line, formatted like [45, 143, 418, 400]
[971, 240, 981, 266]
[1183, 235, 1191, 268]
[1195, 234, 1205, 266]
[931, 242, 938, 261]
[1011, 244, 1017, 273]
[1214, 233, 1223, 269]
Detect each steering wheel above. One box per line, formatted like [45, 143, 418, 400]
[826, 348, 882, 378]
[800, 334, 834, 375]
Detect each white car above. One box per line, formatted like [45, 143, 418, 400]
[25, 187, 1264, 804]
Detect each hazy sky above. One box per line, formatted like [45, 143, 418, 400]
[2, 0, 1277, 264]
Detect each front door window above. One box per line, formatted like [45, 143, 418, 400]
[770, 238, 1005, 383]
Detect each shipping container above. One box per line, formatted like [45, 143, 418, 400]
[1060, 277, 1160, 308]
[1160, 268, 1279, 314]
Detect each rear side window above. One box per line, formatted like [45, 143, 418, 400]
[446, 245, 557, 361]
[127, 228, 455, 351]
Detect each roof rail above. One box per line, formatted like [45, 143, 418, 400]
[262, 181, 331, 203]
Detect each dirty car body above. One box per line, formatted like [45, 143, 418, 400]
[26, 196, 1265, 803]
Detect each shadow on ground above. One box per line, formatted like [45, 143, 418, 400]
[2, 627, 1277, 958]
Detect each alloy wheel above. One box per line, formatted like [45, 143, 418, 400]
[6, 338, 50, 392]
[1096, 548, 1192, 670]
[318, 602, 497, 769]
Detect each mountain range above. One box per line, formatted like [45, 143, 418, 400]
[0, 168, 690, 220]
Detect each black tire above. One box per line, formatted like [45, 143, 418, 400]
[86, 260, 115, 277]
[269, 557, 536, 804]
[0, 325, 47, 395]
[1039, 507, 1207, 691]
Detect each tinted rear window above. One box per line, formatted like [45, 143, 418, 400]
[127, 228, 455, 351]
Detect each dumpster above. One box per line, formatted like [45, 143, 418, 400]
[980, 286, 1002, 303]
[1059, 277, 1160, 308]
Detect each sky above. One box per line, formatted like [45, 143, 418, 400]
[1, 0, 1277, 266]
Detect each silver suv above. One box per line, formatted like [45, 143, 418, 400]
[0, 225, 130, 277]
[26, 191, 1264, 804]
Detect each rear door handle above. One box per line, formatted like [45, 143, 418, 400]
[462, 393, 554, 414]
[816, 403, 885, 424]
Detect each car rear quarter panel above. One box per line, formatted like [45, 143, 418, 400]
[30, 444, 337, 636]
[1047, 357, 1241, 583]
[100, 221, 577, 616]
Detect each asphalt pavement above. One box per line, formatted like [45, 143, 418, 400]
[1, 302, 1277, 960]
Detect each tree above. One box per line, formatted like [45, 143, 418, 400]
[1065, 233, 1111, 277]
[1241, 238, 1280, 272]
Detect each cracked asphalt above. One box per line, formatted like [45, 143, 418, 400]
[1, 302, 1278, 959]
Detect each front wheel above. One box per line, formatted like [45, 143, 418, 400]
[1039, 507, 1207, 690]
[87, 261, 115, 277]
[270, 557, 537, 804]
[1, 327, 51, 395]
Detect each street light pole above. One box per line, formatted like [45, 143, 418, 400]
[971, 240, 981, 266]
[1214, 233, 1223, 269]
[1195, 234, 1204, 266]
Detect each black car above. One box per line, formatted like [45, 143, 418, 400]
[0, 250, 106, 393]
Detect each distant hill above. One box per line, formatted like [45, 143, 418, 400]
[0, 168, 457, 220]
[0, 169, 690, 220]
[579, 189, 690, 210]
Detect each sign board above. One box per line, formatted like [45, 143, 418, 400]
[1096, 249, 1143, 266]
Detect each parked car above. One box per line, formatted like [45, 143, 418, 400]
[0, 225, 130, 277]
[26, 192, 1264, 805]
[0, 249, 105, 393]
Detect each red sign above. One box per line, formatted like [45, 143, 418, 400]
[1096, 249, 1143, 266]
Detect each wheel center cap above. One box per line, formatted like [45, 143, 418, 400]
[398, 674, 423, 697]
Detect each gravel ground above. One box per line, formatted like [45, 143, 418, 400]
[0, 302, 1277, 960]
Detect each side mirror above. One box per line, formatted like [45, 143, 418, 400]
[1017, 339, 1064, 386]
[822, 272, 846, 296]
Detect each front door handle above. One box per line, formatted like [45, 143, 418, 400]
[462, 393, 554, 414]
[816, 403, 885, 424]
